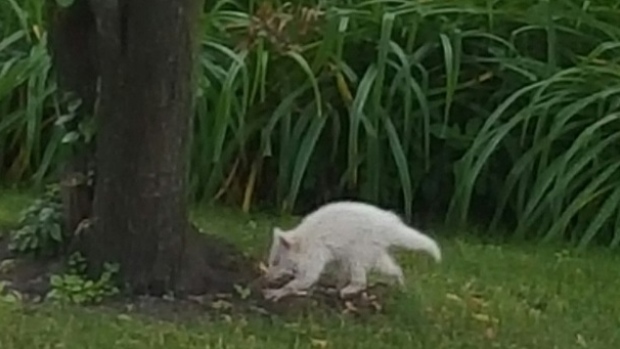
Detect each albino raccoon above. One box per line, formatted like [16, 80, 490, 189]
[262, 201, 441, 301]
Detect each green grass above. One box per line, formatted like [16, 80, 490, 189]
[1, 192, 619, 348]
[0, 188, 34, 229]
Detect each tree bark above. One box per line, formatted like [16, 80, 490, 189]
[74, 0, 203, 294]
[46, 0, 97, 237]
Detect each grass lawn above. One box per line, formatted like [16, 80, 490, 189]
[0, 189, 33, 228]
[1, 192, 619, 348]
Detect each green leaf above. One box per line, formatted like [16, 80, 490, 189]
[49, 224, 62, 242]
[283, 51, 322, 118]
[383, 117, 413, 221]
[284, 111, 327, 212]
[348, 65, 378, 187]
[55, 0, 75, 8]
[61, 131, 80, 144]
[578, 186, 620, 250]
[50, 275, 62, 287]
[54, 113, 75, 126]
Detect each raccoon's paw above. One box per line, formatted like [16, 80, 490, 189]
[263, 287, 308, 302]
[262, 288, 288, 302]
[339, 284, 366, 299]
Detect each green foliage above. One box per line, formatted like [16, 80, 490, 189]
[0, 0, 64, 184]
[0, 281, 22, 304]
[193, 0, 620, 249]
[8, 186, 64, 257]
[47, 253, 120, 305]
[55, 0, 75, 8]
[2, 0, 620, 248]
[54, 92, 95, 148]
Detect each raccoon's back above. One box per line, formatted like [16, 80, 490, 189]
[296, 201, 402, 243]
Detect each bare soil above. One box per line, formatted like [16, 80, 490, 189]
[0, 229, 391, 322]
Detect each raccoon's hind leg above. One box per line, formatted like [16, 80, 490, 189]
[339, 261, 368, 298]
[374, 253, 405, 286]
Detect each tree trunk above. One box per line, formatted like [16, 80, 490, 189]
[47, 0, 97, 237]
[75, 0, 202, 294]
[47, 0, 259, 297]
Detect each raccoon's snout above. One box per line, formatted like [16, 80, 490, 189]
[263, 271, 295, 287]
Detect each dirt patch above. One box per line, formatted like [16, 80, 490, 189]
[0, 230, 391, 322]
[0, 235, 65, 301]
[94, 282, 392, 324]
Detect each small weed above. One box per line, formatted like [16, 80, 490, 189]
[46, 253, 120, 305]
[0, 281, 22, 304]
[233, 283, 252, 300]
[8, 186, 65, 257]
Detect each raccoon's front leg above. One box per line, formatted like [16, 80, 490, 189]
[263, 259, 325, 302]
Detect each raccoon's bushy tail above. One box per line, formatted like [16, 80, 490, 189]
[393, 226, 442, 262]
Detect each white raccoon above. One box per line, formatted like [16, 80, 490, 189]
[263, 200, 441, 301]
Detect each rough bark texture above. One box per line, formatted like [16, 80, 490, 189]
[47, 0, 98, 110]
[58, 152, 93, 238]
[47, 0, 97, 236]
[78, 0, 203, 295]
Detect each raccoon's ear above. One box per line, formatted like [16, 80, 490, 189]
[273, 227, 294, 249]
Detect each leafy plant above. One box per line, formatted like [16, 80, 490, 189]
[46, 253, 120, 305]
[54, 92, 96, 148]
[8, 186, 65, 257]
[233, 283, 252, 300]
[3, 0, 620, 249]
[0, 281, 23, 304]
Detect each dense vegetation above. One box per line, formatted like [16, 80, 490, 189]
[2, 0, 620, 248]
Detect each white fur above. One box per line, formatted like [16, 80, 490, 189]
[263, 201, 441, 301]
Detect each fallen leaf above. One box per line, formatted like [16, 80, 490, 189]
[468, 295, 489, 309]
[310, 338, 328, 348]
[234, 284, 252, 299]
[472, 313, 495, 323]
[370, 301, 383, 311]
[284, 322, 301, 329]
[576, 334, 587, 347]
[211, 300, 233, 310]
[446, 293, 463, 303]
[0, 259, 15, 274]
[215, 293, 233, 299]
[187, 295, 207, 304]
[117, 314, 132, 321]
[342, 301, 359, 314]
[484, 327, 496, 339]
[462, 280, 475, 291]
[259, 262, 268, 274]
[249, 305, 270, 316]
